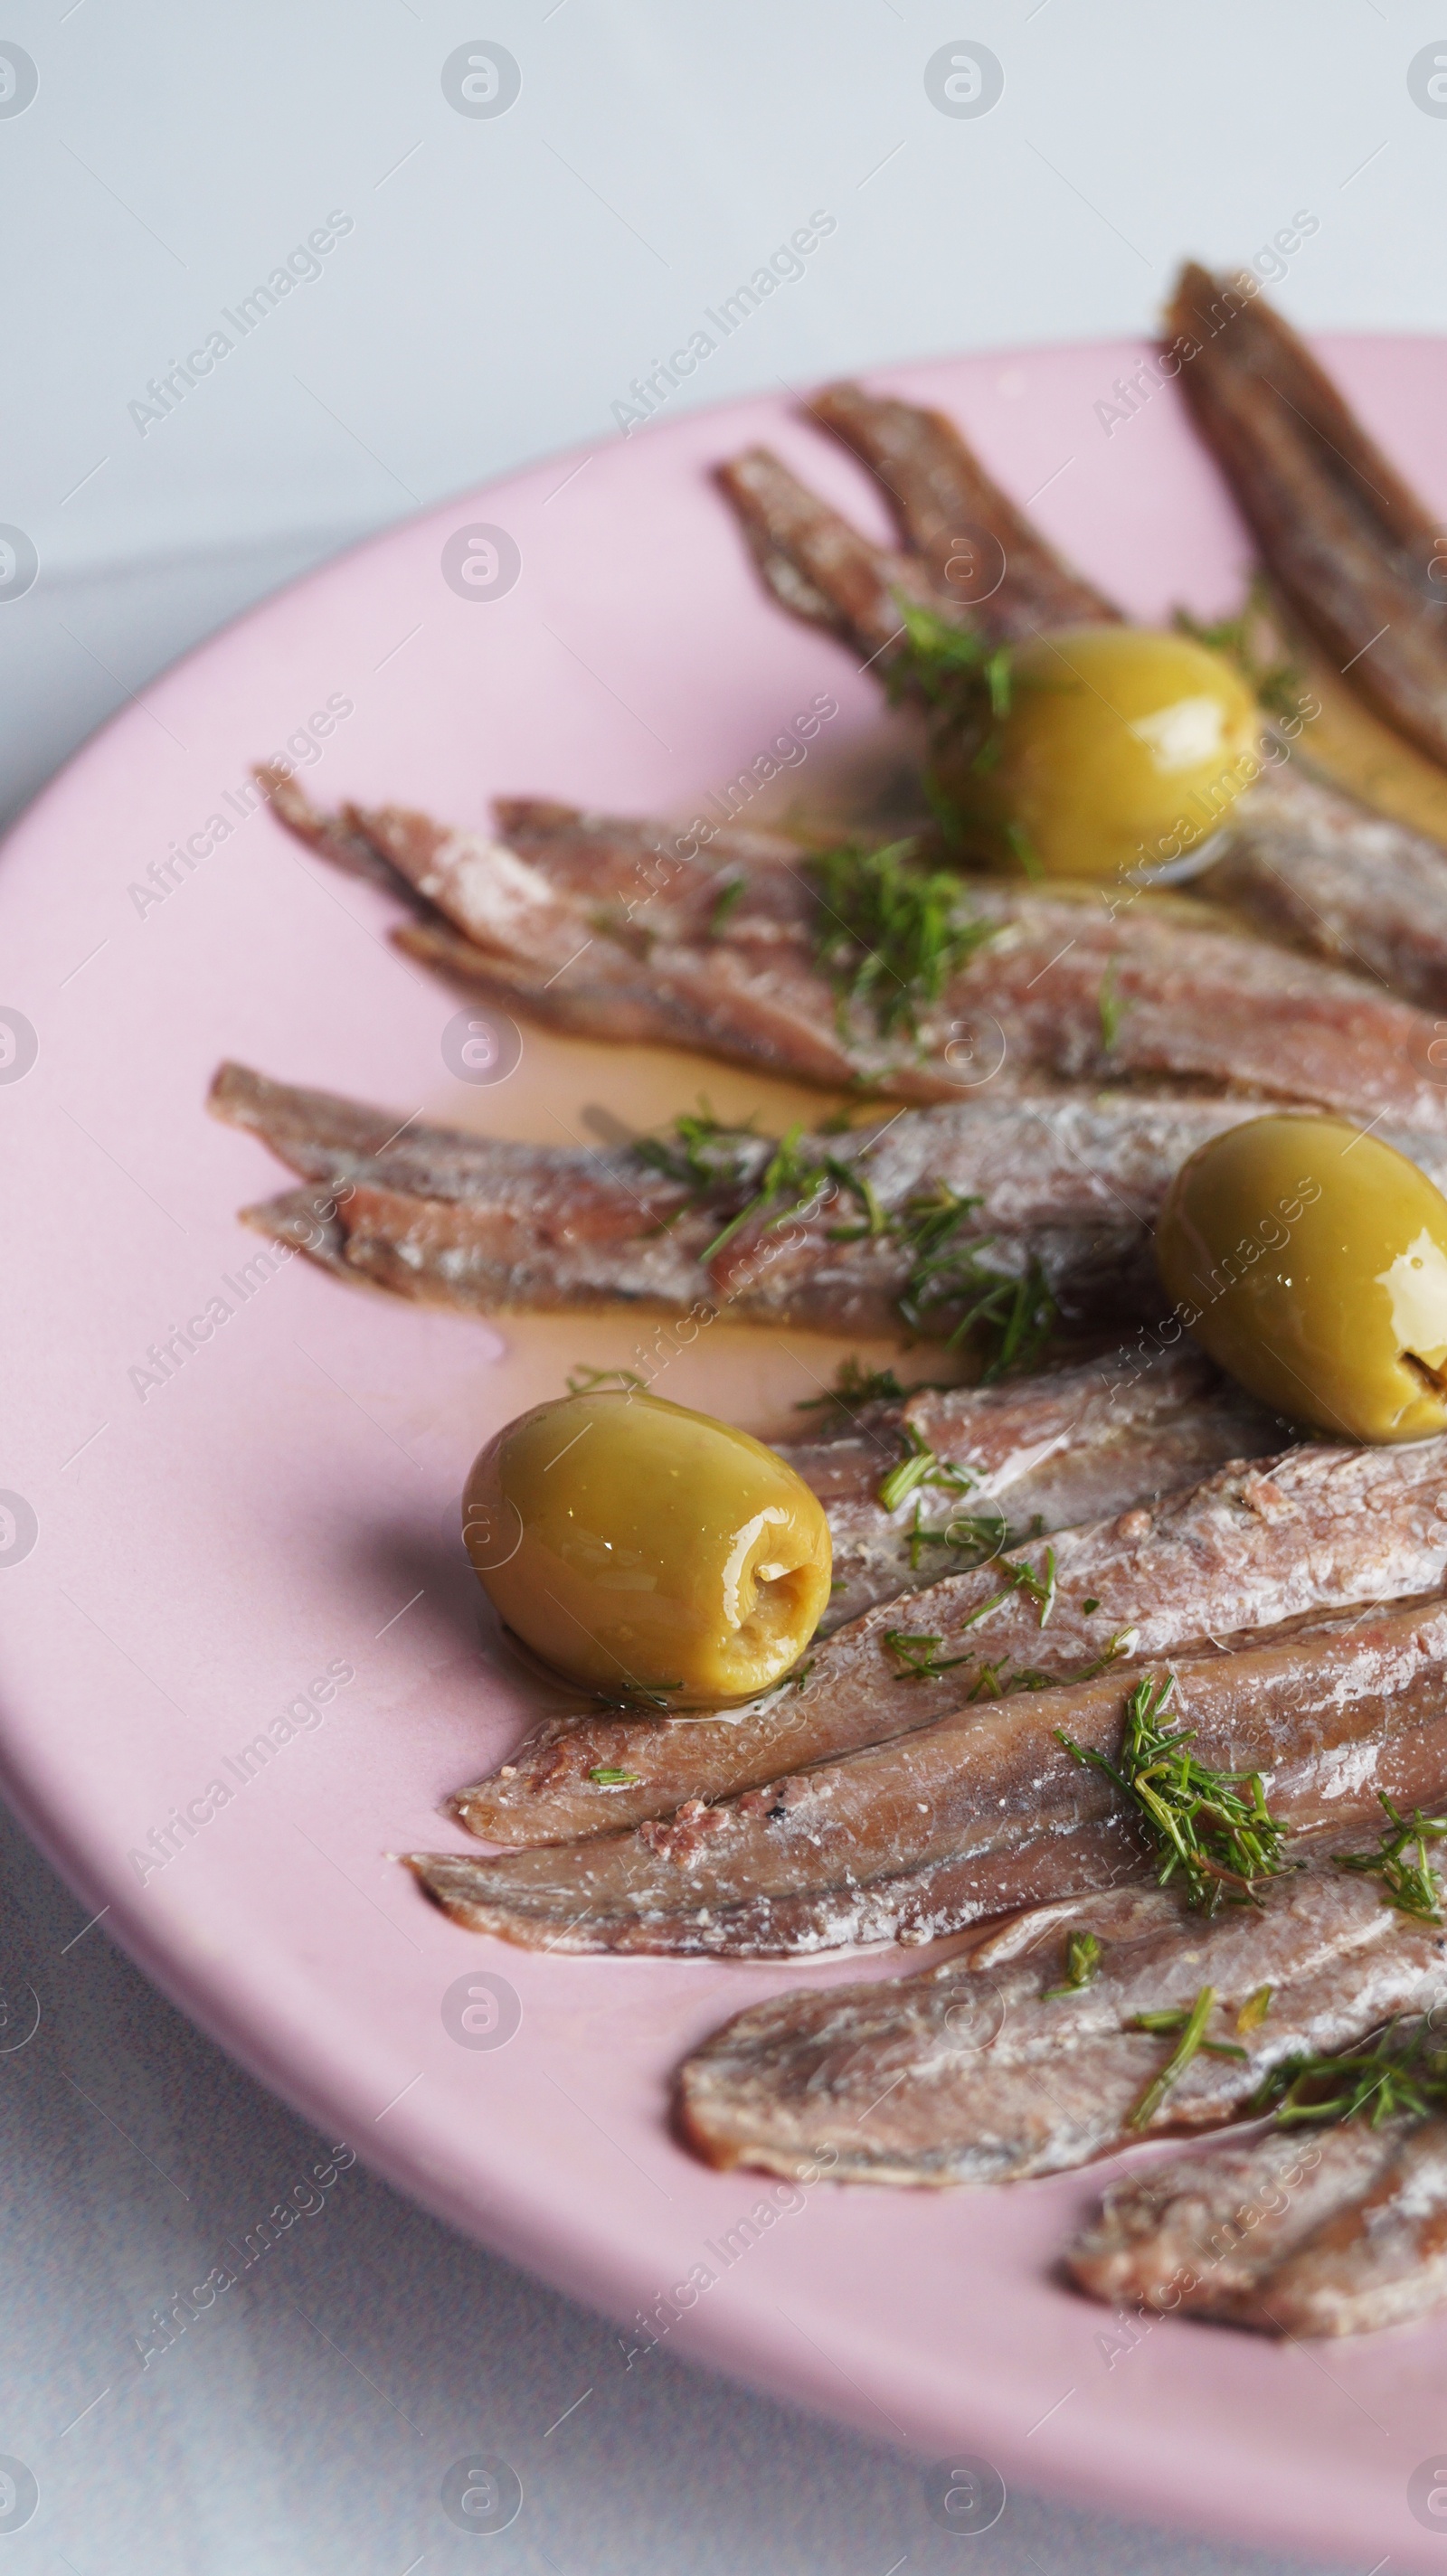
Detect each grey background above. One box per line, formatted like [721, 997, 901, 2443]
[1, 2, 1438, 2566]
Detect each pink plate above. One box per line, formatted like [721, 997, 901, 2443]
[7, 335, 1447, 2565]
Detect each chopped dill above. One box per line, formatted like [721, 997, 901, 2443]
[566, 1364, 646, 1397]
[1334, 1791, 1447, 1924]
[1097, 960, 1122, 1052]
[886, 597, 1055, 867]
[906, 1499, 1009, 1572]
[697, 1122, 818, 1262]
[809, 837, 997, 1041]
[887, 594, 1015, 727]
[876, 1423, 977, 1514]
[708, 875, 746, 937]
[1237, 1984, 1273, 2035]
[1011, 1545, 1056, 1630]
[1082, 1598, 1101, 1617]
[588, 1765, 642, 1787]
[895, 1183, 1057, 1379]
[1253, 2016, 1447, 2130]
[638, 1122, 1055, 1378]
[1173, 573, 1304, 725]
[882, 1623, 1137, 1703]
[964, 1628, 1136, 1701]
[1131, 2003, 1246, 2060]
[1056, 1673, 1293, 1913]
[964, 1658, 1009, 1699]
[635, 1111, 834, 1262]
[955, 1563, 1034, 1637]
[632, 1104, 762, 1195]
[827, 1171, 890, 1241]
[636, 1109, 900, 1269]
[795, 1357, 909, 1417]
[884, 1565, 1126, 1689]
[883, 1628, 975, 1682]
[1128, 1983, 1221, 2129]
[1044, 1929, 1101, 2001]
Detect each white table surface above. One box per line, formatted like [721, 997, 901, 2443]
[1, 4, 1438, 2564]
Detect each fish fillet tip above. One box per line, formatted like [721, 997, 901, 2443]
[441, 1789, 527, 1853]
[402, 1854, 601, 1951]
[206, 1058, 260, 1120]
[671, 2098, 743, 2173]
[400, 1854, 513, 1939]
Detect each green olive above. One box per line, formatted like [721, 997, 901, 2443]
[1156, 1115, 1447, 1443]
[958, 625, 1261, 882]
[464, 1390, 833, 1704]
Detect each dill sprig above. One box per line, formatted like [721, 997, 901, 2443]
[876, 1422, 978, 1514]
[697, 1122, 818, 1262]
[588, 1764, 642, 1787]
[886, 596, 1041, 862]
[882, 1628, 976, 1682]
[708, 876, 746, 937]
[966, 1628, 1137, 1700]
[1334, 1792, 1447, 1924]
[905, 1498, 1011, 1572]
[794, 1358, 909, 1418]
[884, 1579, 1132, 1691]
[632, 1105, 764, 1195]
[636, 1118, 1055, 1378]
[809, 837, 997, 1041]
[1017, 1546, 1057, 1629]
[1128, 1984, 1246, 2129]
[886, 594, 1015, 779]
[1253, 2017, 1447, 2130]
[1173, 573, 1304, 725]
[632, 1111, 838, 1264]
[894, 1182, 1057, 1380]
[1097, 960, 1122, 1052]
[1056, 1673, 1293, 1913]
[1043, 1929, 1101, 2002]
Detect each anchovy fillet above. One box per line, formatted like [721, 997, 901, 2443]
[265, 755, 1447, 1123]
[1169, 264, 1447, 771]
[212, 1062, 1447, 1340]
[1066, 2112, 1447, 2337]
[413, 1599, 1447, 1954]
[673, 1873, 1447, 2180]
[805, 378, 1123, 642]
